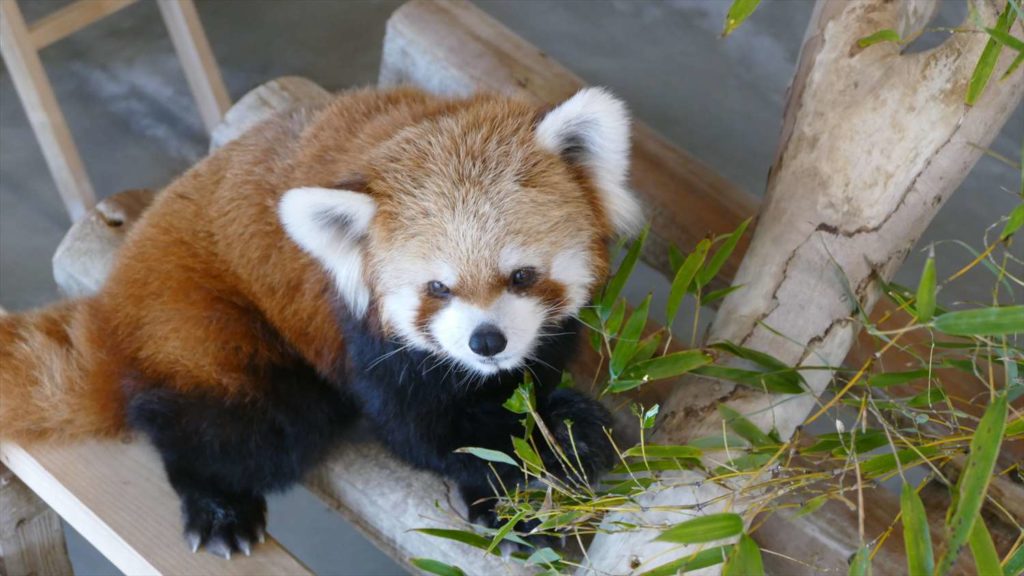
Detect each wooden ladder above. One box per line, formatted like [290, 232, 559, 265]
[0, 0, 230, 222]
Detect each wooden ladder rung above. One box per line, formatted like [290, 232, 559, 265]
[28, 0, 138, 50]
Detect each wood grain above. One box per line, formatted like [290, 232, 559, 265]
[28, 0, 138, 50]
[0, 441, 312, 576]
[0, 464, 73, 576]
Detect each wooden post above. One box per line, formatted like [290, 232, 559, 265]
[0, 0, 96, 222]
[156, 0, 231, 133]
[582, 1, 1024, 573]
[0, 464, 73, 576]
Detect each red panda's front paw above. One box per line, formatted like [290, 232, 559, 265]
[540, 388, 616, 483]
[181, 492, 267, 559]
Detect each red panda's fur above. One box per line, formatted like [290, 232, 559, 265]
[0, 87, 613, 442]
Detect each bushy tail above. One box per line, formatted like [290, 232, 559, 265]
[0, 300, 124, 442]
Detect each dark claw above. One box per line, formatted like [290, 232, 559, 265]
[180, 492, 266, 559]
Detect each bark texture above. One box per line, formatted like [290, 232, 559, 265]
[583, 1, 1024, 573]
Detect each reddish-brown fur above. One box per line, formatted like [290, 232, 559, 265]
[0, 87, 616, 443]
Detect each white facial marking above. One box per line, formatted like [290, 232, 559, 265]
[551, 247, 593, 313]
[430, 293, 546, 376]
[536, 87, 644, 236]
[380, 286, 431, 348]
[278, 187, 375, 317]
[498, 245, 541, 276]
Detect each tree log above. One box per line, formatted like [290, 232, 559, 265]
[583, 1, 1024, 573]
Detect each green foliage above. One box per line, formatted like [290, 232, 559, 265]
[966, 2, 1015, 105]
[411, 558, 467, 576]
[722, 0, 761, 37]
[900, 483, 934, 576]
[935, 392, 1008, 575]
[656, 513, 744, 544]
[858, 29, 902, 47]
[417, 189, 1021, 576]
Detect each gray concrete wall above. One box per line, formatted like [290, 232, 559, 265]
[1, 1, 1019, 574]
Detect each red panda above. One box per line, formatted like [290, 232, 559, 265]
[0, 86, 643, 558]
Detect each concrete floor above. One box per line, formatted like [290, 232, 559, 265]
[1, 1, 1020, 575]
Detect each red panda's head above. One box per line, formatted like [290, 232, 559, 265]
[279, 88, 643, 375]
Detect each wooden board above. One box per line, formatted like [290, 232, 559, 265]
[28, 0, 138, 50]
[0, 440, 312, 576]
[0, 0, 96, 221]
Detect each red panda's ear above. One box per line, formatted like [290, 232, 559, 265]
[278, 187, 376, 317]
[536, 87, 644, 237]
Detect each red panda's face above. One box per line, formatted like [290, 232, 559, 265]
[279, 88, 643, 376]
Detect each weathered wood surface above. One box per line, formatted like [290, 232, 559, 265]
[583, 0, 1024, 573]
[52, 188, 157, 299]
[0, 441, 312, 576]
[0, 464, 73, 576]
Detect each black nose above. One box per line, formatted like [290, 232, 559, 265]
[469, 324, 507, 357]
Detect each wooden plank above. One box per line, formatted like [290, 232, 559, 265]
[156, 0, 231, 133]
[0, 0, 96, 222]
[28, 0, 137, 50]
[0, 464, 73, 576]
[0, 441, 313, 576]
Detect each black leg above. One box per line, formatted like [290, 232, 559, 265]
[125, 369, 355, 558]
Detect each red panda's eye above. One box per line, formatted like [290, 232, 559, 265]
[510, 267, 537, 288]
[427, 280, 451, 298]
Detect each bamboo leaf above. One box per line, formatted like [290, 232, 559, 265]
[611, 294, 651, 376]
[620, 350, 713, 382]
[486, 509, 526, 553]
[966, 3, 1014, 105]
[605, 298, 627, 337]
[694, 365, 804, 394]
[642, 404, 660, 429]
[1003, 51, 1024, 80]
[968, 518, 1003, 576]
[1006, 416, 1024, 438]
[631, 332, 665, 366]
[861, 446, 940, 479]
[512, 437, 543, 472]
[525, 547, 561, 566]
[916, 248, 937, 322]
[795, 495, 828, 518]
[933, 306, 1024, 336]
[849, 545, 872, 576]
[723, 534, 765, 576]
[638, 545, 732, 576]
[901, 483, 934, 576]
[600, 227, 648, 318]
[702, 283, 745, 306]
[697, 218, 751, 288]
[867, 369, 932, 387]
[455, 447, 518, 467]
[1000, 203, 1024, 241]
[411, 558, 467, 576]
[669, 245, 685, 273]
[934, 393, 1009, 575]
[656, 513, 744, 544]
[1004, 543, 1024, 576]
[623, 444, 702, 459]
[858, 28, 902, 47]
[413, 528, 494, 553]
[667, 239, 710, 325]
[985, 26, 1024, 52]
[722, 0, 762, 37]
[718, 405, 775, 448]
